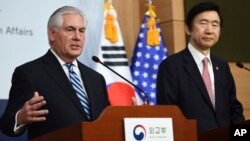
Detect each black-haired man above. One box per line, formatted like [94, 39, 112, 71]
[157, 1, 244, 132]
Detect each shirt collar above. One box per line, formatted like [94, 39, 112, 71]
[50, 48, 78, 67]
[188, 43, 211, 64]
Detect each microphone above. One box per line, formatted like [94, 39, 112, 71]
[92, 56, 149, 105]
[236, 62, 250, 72]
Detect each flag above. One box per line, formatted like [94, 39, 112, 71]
[130, 8, 168, 105]
[92, 1, 136, 106]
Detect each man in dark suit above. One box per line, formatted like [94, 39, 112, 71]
[0, 6, 110, 139]
[156, 1, 244, 132]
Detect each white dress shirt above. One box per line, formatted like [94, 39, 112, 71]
[188, 43, 215, 97]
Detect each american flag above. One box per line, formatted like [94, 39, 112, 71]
[130, 15, 168, 105]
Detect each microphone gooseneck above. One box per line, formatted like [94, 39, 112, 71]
[92, 56, 149, 105]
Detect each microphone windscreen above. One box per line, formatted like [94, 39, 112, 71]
[236, 62, 244, 68]
[92, 56, 100, 63]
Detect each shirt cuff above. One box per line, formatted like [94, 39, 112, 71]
[14, 110, 25, 134]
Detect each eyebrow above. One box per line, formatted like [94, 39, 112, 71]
[65, 26, 85, 30]
[200, 19, 220, 24]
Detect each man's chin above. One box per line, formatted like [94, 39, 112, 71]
[202, 43, 215, 49]
[69, 52, 81, 59]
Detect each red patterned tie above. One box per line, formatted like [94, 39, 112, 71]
[202, 58, 215, 108]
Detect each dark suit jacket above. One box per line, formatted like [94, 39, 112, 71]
[156, 48, 244, 132]
[0, 50, 110, 139]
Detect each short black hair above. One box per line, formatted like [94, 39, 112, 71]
[185, 1, 223, 31]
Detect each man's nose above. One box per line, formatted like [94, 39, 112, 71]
[73, 31, 82, 39]
[205, 25, 213, 34]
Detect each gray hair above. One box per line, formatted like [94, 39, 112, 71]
[47, 6, 87, 43]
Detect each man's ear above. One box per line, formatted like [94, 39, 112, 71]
[48, 28, 56, 41]
[185, 24, 191, 36]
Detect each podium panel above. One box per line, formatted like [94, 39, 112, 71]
[30, 106, 197, 141]
[198, 119, 250, 141]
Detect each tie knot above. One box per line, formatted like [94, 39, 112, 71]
[202, 57, 209, 66]
[65, 63, 74, 71]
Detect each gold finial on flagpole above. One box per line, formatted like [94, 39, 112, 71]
[146, 0, 156, 18]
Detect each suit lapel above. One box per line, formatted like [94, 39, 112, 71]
[42, 50, 88, 118]
[183, 49, 215, 110]
[211, 56, 223, 112]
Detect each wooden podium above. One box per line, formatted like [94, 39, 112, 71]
[30, 105, 197, 141]
[198, 119, 250, 141]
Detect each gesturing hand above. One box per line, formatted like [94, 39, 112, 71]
[131, 96, 148, 106]
[17, 92, 49, 125]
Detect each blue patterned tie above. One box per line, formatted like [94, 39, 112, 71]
[65, 63, 91, 120]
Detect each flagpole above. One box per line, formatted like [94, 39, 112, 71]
[148, 0, 152, 4]
[105, 0, 112, 3]
[97, 0, 139, 105]
[130, 0, 168, 105]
